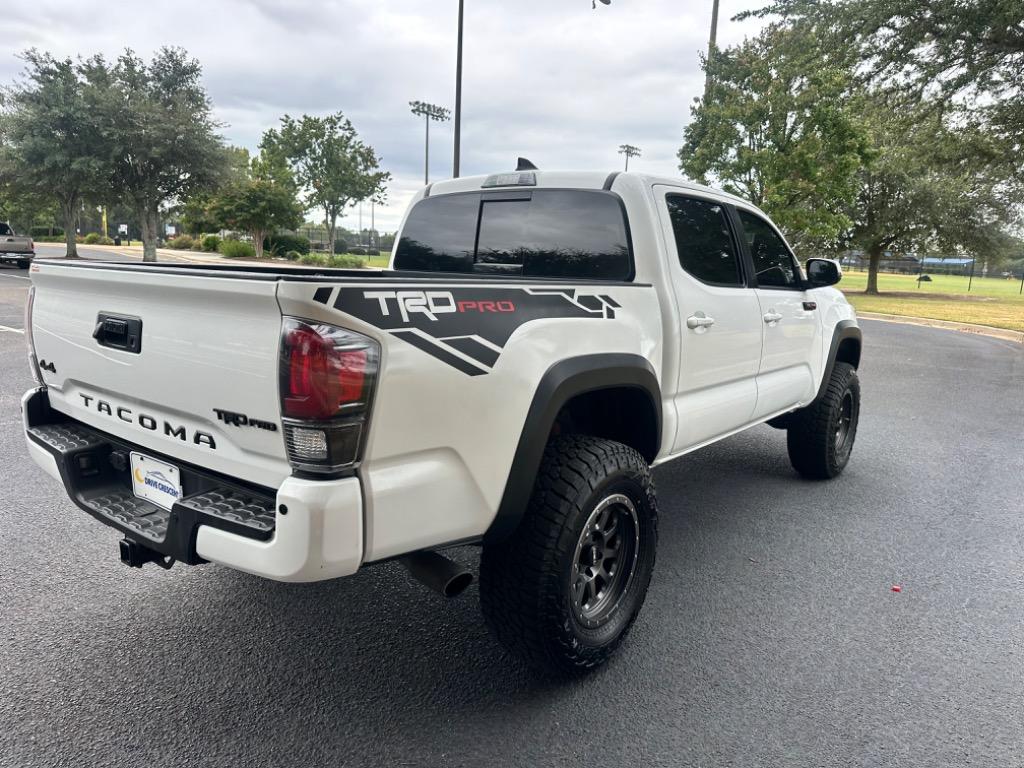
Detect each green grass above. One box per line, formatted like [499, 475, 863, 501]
[839, 270, 1024, 332]
[295, 252, 392, 269]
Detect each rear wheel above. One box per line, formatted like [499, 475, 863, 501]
[786, 362, 860, 479]
[17, 260, 30, 270]
[480, 436, 658, 676]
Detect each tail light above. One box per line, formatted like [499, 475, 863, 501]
[28, 238, 34, 251]
[279, 318, 379, 475]
[25, 284, 43, 385]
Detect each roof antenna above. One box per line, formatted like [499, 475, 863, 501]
[516, 157, 539, 171]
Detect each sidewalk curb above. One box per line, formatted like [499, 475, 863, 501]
[857, 312, 1024, 344]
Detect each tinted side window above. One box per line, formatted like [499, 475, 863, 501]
[738, 210, 800, 288]
[0, 223, 12, 236]
[393, 194, 478, 272]
[666, 195, 742, 286]
[394, 190, 632, 280]
[517, 191, 631, 280]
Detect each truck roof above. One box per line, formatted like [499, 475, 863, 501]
[426, 170, 751, 207]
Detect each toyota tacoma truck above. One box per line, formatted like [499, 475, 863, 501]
[1, 222, 34, 268]
[22, 168, 861, 675]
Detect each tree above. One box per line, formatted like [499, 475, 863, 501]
[177, 146, 251, 235]
[261, 112, 389, 256]
[94, 48, 226, 261]
[680, 24, 871, 250]
[747, 0, 1024, 152]
[0, 51, 110, 258]
[0, 173, 59, 235]
[846, 97, 1021, 293]
[208, 179, 302, 259]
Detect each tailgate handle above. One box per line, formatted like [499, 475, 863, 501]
[93, 313, 143, 353]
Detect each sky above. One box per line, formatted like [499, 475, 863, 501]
[1, 0, 769, 232]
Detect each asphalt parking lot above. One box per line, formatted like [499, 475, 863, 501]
[2, 265, 1023, 767]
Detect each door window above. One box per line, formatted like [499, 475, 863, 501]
[737, 210, 801, 288]
[666, 195, 743, 286]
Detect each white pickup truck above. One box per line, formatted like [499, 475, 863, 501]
[22, 168, 861, 675]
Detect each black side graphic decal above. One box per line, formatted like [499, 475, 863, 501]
[312, 286, 618, 374]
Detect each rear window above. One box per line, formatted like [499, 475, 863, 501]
[0, 223, 12, 236]
[394, 190, 632, 280]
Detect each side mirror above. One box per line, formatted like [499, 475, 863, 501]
[806, 258, 842, 288]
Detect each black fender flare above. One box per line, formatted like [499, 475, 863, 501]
[485, 353, 661, 542]
[814, 319, 862, 403]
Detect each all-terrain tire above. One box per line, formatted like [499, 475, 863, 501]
[479, 435, 658, 677]
[786, 362, 860, 479]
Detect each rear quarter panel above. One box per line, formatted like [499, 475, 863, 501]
[277, 278, 662, 561]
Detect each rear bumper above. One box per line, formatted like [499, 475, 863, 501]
[0, 252, 33, 262]
[22, 388, 363, 582]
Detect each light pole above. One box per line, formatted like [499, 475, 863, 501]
[704, 0, 720, 99]
[596, 0, 721, 100]
[453, 0, 464, 178]
[618, 144, 641, 171]
[410, 100, 451, 185]
[452, 0, 605, 177]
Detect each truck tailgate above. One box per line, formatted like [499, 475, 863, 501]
[30, 264, 290, 488]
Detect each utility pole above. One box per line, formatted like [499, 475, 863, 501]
[594, 0, 719, 103]
[618, 144, 641, 171]
[704, 0, 720, 99]
[410, 100, 451, 185]
[453, 0, 464, 178]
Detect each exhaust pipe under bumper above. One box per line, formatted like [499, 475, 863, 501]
[400, 550, 474, 598]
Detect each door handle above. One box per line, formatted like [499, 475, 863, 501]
[763, 311, 783, 324]
[686, 312, 716, 330]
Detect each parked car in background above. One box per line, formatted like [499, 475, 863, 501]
[0, 222, 34, 269]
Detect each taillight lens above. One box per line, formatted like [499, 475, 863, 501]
[279, 318, 379, 474]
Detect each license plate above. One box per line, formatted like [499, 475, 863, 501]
[130, 452, 182, 511]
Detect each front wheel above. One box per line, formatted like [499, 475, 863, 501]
[786, 362, 860, 479]
[480, 436, 658, 676]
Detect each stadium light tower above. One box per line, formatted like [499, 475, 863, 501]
[410, 100, 451, 185]
[618, 144, 642, 171]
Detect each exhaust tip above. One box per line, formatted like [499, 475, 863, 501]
[401, 550, 474, 599]
[443, 570, 474, 598]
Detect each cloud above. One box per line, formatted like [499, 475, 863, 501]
[0, 0, 768, 231]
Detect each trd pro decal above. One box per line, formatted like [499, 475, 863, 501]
[313, 286, 620, 375]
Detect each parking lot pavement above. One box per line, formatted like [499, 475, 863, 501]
[1, 310, 1023, 767]
[0, 267, 31, 330]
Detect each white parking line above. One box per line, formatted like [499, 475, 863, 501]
[0, 273, 32, 283]
[0, 324, 25, 334]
